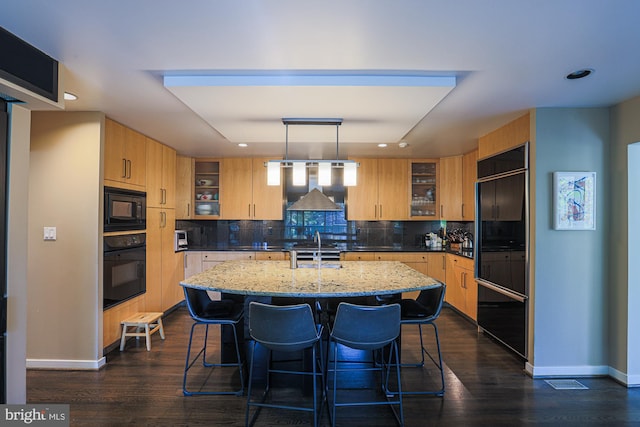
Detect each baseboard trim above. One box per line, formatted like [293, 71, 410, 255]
[608, 366, 640, 387]
[525, 362, 608, 378]
[26, 357, 106, 370]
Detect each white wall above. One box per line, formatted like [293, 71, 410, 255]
[529, 108, 610, 376]
[27, 112, 104, 368]
[5, 104, 31, 403]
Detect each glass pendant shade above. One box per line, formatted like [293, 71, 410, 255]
[318, 162, 332, 186]
[292, 162, 306, 186]
[343, 162, 357, 186]
[267, 162, 281, 186]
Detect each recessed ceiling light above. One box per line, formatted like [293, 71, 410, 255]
[566, 69, 594, 80]
[238, 143, 248, 147]
[63, 92, 77, 100]
[398, 141, 409, 148]
[378, 143, 387, 148]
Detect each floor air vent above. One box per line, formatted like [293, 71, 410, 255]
[544, 379, 588, 390]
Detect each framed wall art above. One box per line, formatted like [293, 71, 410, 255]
[553, 171, 596, 230]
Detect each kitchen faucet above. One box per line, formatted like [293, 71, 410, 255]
[314, 231, 322, 268]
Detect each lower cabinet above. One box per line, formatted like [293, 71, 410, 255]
[103, 295, 146, 350]
[445, 254, 476, 320]
[184, 251, 257, 300]
[146, 208, 184, 312]
[426, 252, 447, 283]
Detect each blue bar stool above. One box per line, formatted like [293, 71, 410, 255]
[328, 302, 404, 426]
[245, 302, 325, 427]
[182, 286, 245, 396]
[399, 282, 446, 396]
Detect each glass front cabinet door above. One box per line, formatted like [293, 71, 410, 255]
[410, 160, 439, 219]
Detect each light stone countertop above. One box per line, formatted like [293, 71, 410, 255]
[180, 260, 441, 298]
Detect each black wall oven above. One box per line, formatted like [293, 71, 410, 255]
[475, 144, 529, 359]
[103, 233, 146, 310]
[104, 187, 146, 232]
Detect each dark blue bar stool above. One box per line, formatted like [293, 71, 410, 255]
[245, 302, 324, 427]
[182, 286, 245, 396]
[328, 302, 404, 426]
[399, 282, 446, 396]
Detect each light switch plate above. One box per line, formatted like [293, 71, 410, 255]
[44, 226, 56, 241]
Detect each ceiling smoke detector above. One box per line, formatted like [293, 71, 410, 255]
[398, 141, 409, 148]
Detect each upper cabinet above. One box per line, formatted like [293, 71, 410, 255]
[439, 155, 463, 220]
[462, 149, 478, 221]
[409, 160, 438, 219]
[347, 158, 408, 220]
[146, 137, 176, 209]
[193, 159, 221, 218]
[219, 157, 283, 220]
[175, 155, 194, 219]
[104, 118, 146, 188]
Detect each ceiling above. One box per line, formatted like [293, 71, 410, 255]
[2, 1, 640, 159]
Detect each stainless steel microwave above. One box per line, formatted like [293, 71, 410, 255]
[104, 187, 146, 232]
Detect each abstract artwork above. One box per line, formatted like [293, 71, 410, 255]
[553, 171, 596, 230]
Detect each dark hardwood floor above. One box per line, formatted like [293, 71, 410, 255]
[27, 306, 640, 426]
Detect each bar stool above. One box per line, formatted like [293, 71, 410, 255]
[399, 282, 446, 396]
[245, 302, 324, 427]
[182, 286, 245, 396]
[328, 302, 403, 427]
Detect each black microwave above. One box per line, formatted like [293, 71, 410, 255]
[104, 187, 146, 232]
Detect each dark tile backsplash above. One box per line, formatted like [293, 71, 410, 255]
[176, 218, 473, 250]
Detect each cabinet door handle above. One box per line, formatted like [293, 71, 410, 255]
[122, 159, 127, 178]
[184, 253, 187, 269]
[374, 205, 377, 218]
[248, 204, 251, 217]
[461, 203, 465, 218]
[187, 203, 190, 217]
[442, 255, 446, 270]
[253, 204, 256, 217]
[127, 160, 132, 179]
[162, 189, 167, 205]
[161, 211, 166, 228]
[462, 272, 466, 289]
[440, 204, 443, 217]
[379, 205, 382, 218]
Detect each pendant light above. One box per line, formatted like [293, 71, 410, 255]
[265, 118, 358, 187]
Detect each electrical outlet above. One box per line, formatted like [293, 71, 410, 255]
[44, 226, 56, 241]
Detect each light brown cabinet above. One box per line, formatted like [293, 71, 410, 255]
[219, 157, 283, 220]
[146, 138, 176, 209]
[462, 150, 478, 221]
[439, 155, 463, 220]
[175, 155, 193, 219]
[426, 252, 447, 283]
[347, 158, 408, 220]
[193, 159, 221, 218]
[104, 118, 146, 188]
[146, 208, 184, 312]
[342, 252, 376, 261]
[445, 254, 476, 320]
[409, 160, 439, 219]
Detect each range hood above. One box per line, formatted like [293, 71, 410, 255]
[287, 188, 341, 211]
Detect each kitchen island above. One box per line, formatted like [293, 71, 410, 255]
[180, 260, 441, 297]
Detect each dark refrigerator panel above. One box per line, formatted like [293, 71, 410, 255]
[477, 283, 526, 358]
[475, 143, 529, 360]
[1, 100, 8, 403]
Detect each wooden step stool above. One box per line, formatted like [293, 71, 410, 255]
[120, 312, 165, 351]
